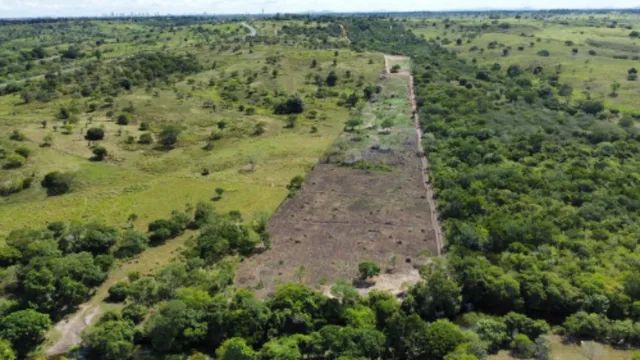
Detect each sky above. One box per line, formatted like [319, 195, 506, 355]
[0, 0, 639, 18]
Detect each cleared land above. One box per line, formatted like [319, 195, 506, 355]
[236, 57, 440, 296]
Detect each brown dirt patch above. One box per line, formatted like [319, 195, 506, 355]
[236, 63, 440, 297]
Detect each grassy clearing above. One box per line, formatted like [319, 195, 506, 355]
[488, 335, 636, 360]
[0, 43, 381, 239]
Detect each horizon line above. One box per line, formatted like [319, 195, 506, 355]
[1, 7, 640, 21]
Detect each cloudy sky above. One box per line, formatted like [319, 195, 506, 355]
[0, 0, 639, 18]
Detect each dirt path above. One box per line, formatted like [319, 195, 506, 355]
[407, 75, 444, 255]
[241, 22, 257, 37]
[44, 231, 191, 357]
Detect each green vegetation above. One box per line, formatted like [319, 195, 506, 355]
[1, 11, 640, 360]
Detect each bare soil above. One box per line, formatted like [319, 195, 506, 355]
[236, 56, 441, 297]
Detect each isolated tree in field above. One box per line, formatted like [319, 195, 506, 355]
[41, 171, 73, 196]
[117, 114, 130, 125]
[91, 146, 108, 161]
[326, 71, 338, 86]
[138, 133, 153, 144]
[85, 127, 105, 141]
[358, 261, 380, 282]
[628, 68, 637, 81]
[344, 118, 362, 132]
[274, 97, 304, 115]
[159, 125, 181, 149]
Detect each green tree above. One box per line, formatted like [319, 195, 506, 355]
[159, 125, 181, 150]
[145, 299, 208, 353]
[510, 334, 535, 358]
[91, 146, 108, 161]
[81, 319, 135, 360]
[85, 127, 105, 141]
[403, 260, 462, 320]
[41, 171, 73, 196]
[358, 261, 380, 282]
[424, 320, 467, 360]
[0, 309, 51, 357]
[216, 337, 258, 360]
[115, 230, 149, 258]
[326, 71, 338, 86]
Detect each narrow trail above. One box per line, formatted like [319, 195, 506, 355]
[241, 22, 257, 37]
[384, 54, 444, 256]
[44, 231, 191, 357]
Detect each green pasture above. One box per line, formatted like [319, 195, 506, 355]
[410, 14, 640, 112]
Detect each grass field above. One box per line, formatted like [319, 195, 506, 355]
[409, 13, 640, 113]
[0, 43, 382, 239]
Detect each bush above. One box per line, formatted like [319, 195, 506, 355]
[158, 125, 181, 149]
[326, 71, 338, 86]
[116, 114, 130, 125]
[108, 281, 130, 302]
[41, 171, 73, 196]
[14, 147, 31, 158]
[580, 100, 604, 115]
[3, 155, 25, 170]
[510, 334, 535, 358]
[85, 127, 105, 141]
[274, 97, 304, 115]
[286, 175, 304, 198]
[115, 230, 149, 258]
[358, 261, 380, 281]
[138, 133, 153, 144]
[91, 146, 108, 161]
[9, 130, 25, 141]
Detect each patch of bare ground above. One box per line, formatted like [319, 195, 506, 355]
[236, 56, 441, 297]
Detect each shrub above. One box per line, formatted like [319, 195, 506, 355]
[286, 175, 304, 198]
[580, 100, 604, 115]
[537, 49, 550, 57]
[510, 334, 535, 358]
[274, 97, 304, 115]
[9, 130, 25, 141]
[108, 281, 130, 302]
[91, 146, 108, 161]
[14, 147, 30, 158]
[116, 114, 129, 125]
[326, 71, 338, 86]
[138, 133, 153, 144]
[358, 261, 381, 281]
[41, 171, 73, 196]
[158, 125, 181, 149]
[3, 155, 25, 170]
[85, 127, 105, 141]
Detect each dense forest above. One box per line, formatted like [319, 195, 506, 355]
[1, 13, 640, 360]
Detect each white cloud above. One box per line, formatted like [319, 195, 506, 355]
[0, 0, 638, 18]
